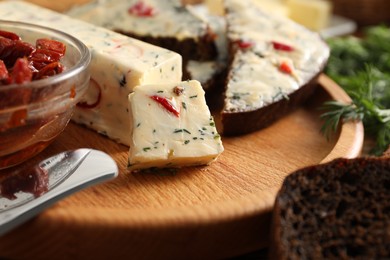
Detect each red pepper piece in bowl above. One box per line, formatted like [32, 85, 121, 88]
[0, 60, 9, 82]
[36, 38, 66, 56]
[34, 61, 64, 80]
[0, 31, 67, 85]
[11, 58, 33, 84]
[0, 57, 33, 111]
[0, 30, 21, 41]
[0, 37, 35, 68]
[29, 49, 63, 70]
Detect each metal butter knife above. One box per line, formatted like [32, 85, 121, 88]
[0, 149, 118, 236]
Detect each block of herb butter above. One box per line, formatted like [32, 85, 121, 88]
[287, 0, 332, 31]
[128, 80, 224, 171]
[0, 1, 182, 146]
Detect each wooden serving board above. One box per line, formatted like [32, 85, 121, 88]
[0, 75, 363, 259]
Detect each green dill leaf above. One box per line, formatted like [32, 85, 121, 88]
[320, 101, 363, 139]
[143, 147, 151, 152]
[174, 128, 191, 134]
[232, 93, 241, 100]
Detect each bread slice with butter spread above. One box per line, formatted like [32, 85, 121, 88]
[67, 0, 217, 62]
[221, 0, 330, 135]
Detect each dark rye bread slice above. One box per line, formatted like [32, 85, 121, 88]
[269, 157, 390, 259]
[116, 28, 217, 63]
[221, 0, 329, 136]
[67, 0, 217, 62]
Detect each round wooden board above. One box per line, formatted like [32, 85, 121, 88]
[0, 75, 364, 259]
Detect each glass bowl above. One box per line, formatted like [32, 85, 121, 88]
[0, 20, 91, 169]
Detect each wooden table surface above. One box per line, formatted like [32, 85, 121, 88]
[0, 75, 364, 259]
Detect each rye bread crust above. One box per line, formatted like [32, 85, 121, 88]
[221, 72, 321, 136]
[270, 157, 390, 259]
[116, 28, 218, 62]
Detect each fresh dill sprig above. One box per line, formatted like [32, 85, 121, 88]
[322, 64, 390, 155]
[320, 101, 363, 139]
[323, 25, 390, 155]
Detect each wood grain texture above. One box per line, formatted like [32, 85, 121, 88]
[0, 75, 364, 259]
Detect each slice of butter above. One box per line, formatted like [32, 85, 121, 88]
[0, 1, 182, 146]
[128, 80, 224, 171]
[287, 0, 332, 31]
